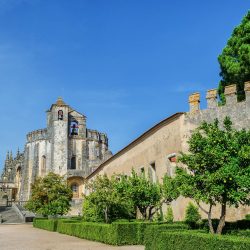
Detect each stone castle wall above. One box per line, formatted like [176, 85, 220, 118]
[85, 82, 250, 221]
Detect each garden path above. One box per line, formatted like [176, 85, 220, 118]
[0, 224, 144, 250]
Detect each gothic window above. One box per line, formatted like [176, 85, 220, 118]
[70, 121, 79, 135]
[71, 156, 76, 169]
[41, 156, 46, 176]
[149, 162, 157, 183]
[58, 110, 63, 120]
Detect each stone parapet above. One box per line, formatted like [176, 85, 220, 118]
[26, 128, 47, 143]
[206, 88, 217, 109]
[224, 84, 237, 105]
[187, 82, 249, 114]
[188, 92, 200, 113]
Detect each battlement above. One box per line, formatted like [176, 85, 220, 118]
[87, 129, 108, 144]
[26, 128, 47, 143]
[188, 81, 250, 113]
[185, 81, 250, 133]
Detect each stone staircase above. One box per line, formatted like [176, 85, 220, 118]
[0, 206, 23, 224]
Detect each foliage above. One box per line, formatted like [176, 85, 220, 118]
[57, 220, 166, 245]
[185, 202, 201, 228]
[149, 231, 250, 250]
[25, 172, 72, 217]
[165, 206, 174, 223]
[144, 223, 189, 250]
[127, 170, 162, 220]
[218, 11, 250, 102]
[199, 219, 250, 233]
[33, 218, 58, 231]
[82, 174, 135, 223]
[246, 214, 250, 220]
[83, 170, 179, 222]
[162, 175, 180, 204]
[176, 117, 250, 234]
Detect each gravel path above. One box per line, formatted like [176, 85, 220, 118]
[0, 224, 144, 250]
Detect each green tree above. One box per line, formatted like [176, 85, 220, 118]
[83, 174, 134, 223]
[184, 202, 201, 228]
[165, 206, 174, 223]
[128, 170, 162, 221]
[218, 11, 250, 102]
[25, 172, 72, 217]
[162, 175, 180, 204]
[83, 171, 179, 222]
[176, 117, 250, 234]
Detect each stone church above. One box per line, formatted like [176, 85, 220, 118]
[1, 97, 112, 201]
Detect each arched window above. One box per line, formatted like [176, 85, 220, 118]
[58, 110, 63, 120]
[71, 156, 76, 169]
[41, 155, 46, 176]
[71, 183, 79, 198]
[70, 121, 79, 135]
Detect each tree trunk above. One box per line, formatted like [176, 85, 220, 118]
[104, 206, 109, 223]
[216, 202, 226, 234]
[197, 202, 214, 234]
[148, 206, 156, 221]
[207, 204, 214, 234]
[139, 207, 147, 220]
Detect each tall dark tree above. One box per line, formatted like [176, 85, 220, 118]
[218, 11, 250, 102]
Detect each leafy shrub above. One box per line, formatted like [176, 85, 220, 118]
[25, 173, 72, 216]
[33, 218, 58, 231]
[165, 206, 174, 223]
[144, 223, 189, 250]
[185, 202, 201, 228]
[245, 214, 250, 220]
[200, 219, 250, 233]
[154, 231, 250, 250]
[57, 221, 115, 244]
[227, 230, 250, 237]
[57, 220, 165, 245]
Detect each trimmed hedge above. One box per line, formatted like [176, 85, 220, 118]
[33, 218, 58, 232]
[200, 219, 250, 233]
[151, 231, 250, 250]
[57, 221, 115, 244]
[144, 223, 189, 250]
[227, 230, 250, 238]
[57, 220, 168, 245]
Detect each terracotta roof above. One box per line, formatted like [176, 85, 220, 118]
[86, 112, 184, 180]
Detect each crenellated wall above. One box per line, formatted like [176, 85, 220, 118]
[85, 81, 250, 221]
[26, 129, 47, 143]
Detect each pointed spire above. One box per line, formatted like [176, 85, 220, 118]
[5, 151, 9, 162]
[17, 147, 20, 157]
[9, 151, 13, 161]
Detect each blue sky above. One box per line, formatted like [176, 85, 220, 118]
[0, 0, 249, 170]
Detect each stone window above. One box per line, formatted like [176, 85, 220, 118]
[149, 162, 157, 183]
[70, 121, 79, 135]
[140, 167, 145, 175]
[71, 156, 76, 169]
[58, 110, 63, 120]
[41, 156, 46, 176]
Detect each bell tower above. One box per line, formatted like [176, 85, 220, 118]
[48, 97, 69, 175]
